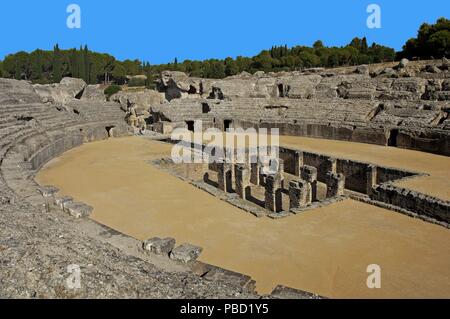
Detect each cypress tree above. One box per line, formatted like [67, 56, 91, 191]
[84, 45, 90, 83]
[70, 49, 79, 78]
[52, 44, 63, 83]
[79, 45, 86, 82]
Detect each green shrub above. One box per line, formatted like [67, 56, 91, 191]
[104, 84, 122, 99]
[128, 77, 146, 87]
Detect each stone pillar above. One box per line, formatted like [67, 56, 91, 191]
[265, 174, 283, 212]
[268, 158, 284, 188]
[366, 165, 377, 196]
[278, 158, 285, 176]
[300, 165, 318, 202]
[250, 155, 260, 185]
[289, 180, 310, 210]
[235, 164, 251, 199]
[294, 151, 304, 177]
[278, 159, 285, 189]
[258, 156, 270, 186]
[203, 172, 210, 183]
[326, 172, 346, 198]
[217, 160, 233, 192]
[325, 157, 337, 174]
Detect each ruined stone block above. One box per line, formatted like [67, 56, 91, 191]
[235, 163, 250, 199]
[326, 172, 346, 198]
[217, 160, 233, 193]
[170, 243, 203, 263]
[202, 265, 256, 293]
[294, 151, 304, 176]
[265, 174, 283, 213]
[258, 160, 268, 186]
[325, 158, 337, 174]
[54, 196, 73, 210]
[38, 185, 59, 197]
[300, 165, 318, 202]
[300, 165, 317, 182]
[289, 180, 310, 210]
[64, 202, 93, 219]
[39, 185, 59, 212]
[250, 155, 260, 185]
[366, 165, 378, 195]
[265, 172, 283, 193]
[268, 158, 284, 177]
[278, 158, 285, 175]
[143, 237, 176, 255]
[270, 285, 324, 299]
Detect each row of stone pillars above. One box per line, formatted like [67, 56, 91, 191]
[215, 154, 348, 214]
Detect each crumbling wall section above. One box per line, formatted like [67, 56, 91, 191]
[336, 159, 369, 194]
[372, 184, 450, 224]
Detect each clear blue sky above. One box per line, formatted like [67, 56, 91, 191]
[0, 0, 448, 64]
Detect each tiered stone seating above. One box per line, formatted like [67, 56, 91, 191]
[0, 78, 131, 206]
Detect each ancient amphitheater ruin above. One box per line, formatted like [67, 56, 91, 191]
[1, 58, 449, 298]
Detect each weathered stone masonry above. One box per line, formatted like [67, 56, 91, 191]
[171, 139, 448, 225]
[151, 59, 450, 157]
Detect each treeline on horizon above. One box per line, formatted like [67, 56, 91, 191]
[0, 17, 448, 87]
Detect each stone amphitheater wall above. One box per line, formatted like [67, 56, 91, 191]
[272, 145, 448, 224]
[371, 184, 450, 224]
[217, 119, 450, 156]
[376, 166, 417, 184]
[397, 129, 450, 156]
[30, 134, 84, 170]
[336, 160, 372, 194]
[154, 60, 450, 157]
[28, 124, 132, 171]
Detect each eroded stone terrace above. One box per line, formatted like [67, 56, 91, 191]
[151, 59, 450, 156]
[1, 59, 450, 298]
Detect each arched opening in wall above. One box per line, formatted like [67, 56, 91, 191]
[186, 121, 195, 132]
[224, 119, 233, 131]
[388, 129, 399, 147]
[188, 85, 197, 94]
[202, 103, 211, 114]
[210, 87, 224, 100]
[106, 126, 115, 138]
[278, 84, 285, 97]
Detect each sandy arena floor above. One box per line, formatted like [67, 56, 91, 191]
[36, 136, 450, 298]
